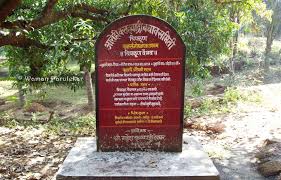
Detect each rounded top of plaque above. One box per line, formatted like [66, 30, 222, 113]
[96, 15, 186, 61]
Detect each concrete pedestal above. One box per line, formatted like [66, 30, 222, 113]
[56, 135, 220, 180]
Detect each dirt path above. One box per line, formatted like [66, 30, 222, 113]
[186, 83, 281, 180]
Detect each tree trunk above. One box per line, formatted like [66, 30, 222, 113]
[229, 11, 240, 75]
[18, 84, 25, 108]
[264, 1, 281, 73]
[264, 24, 274, 73]
[230, 29, 239, 75]
[83, 66, 95, 111]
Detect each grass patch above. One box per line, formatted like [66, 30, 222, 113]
[185, 87, 262, 118]
[0, 81, 18, 98]
[5, 95, 18, 102]
[45, 115, 96, 136]
[185, 98, 232, 118]
[223, 87, 241, 102]
[26, 85, 88, 105]
[1, 112, 96, 136]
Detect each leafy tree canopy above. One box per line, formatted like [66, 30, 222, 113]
[0, 0, 268, 82]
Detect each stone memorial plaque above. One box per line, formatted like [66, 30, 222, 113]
[95, 15, 186, 152]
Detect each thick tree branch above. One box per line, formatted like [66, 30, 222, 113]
[0, 31, 98, 49]
[71, 3, 108, 15]
[0, 2, 109, 30]
[41, 0, 58, 18]
[0, 20, 27, 29]
[70, 12, 109, 23]
[0, 0, 21, 22]
[0, 34, 50, 49]
[0, 1, 119, 49]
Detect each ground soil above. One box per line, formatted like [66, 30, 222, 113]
[0, 66, 281, 180]
[185, 82, 281, 180]
[0, 127, 75, 180]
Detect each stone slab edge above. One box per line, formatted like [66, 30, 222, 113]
[56, 135, 220, 180]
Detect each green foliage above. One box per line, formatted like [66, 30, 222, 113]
[0, 47, 6, 57]
[5, 95, 18, 102]
[191, 81, 204, 97]
[5, 119, 20, 128]
[130, 0, 233, 78]
[2, 0, 268, 84]
[5, 45, 85, 93]
[184, 98, 232, 118]
[1, 112, 96, 136]
[222, 87, 261, 104]
[0, 112, 17, 127]
[223, 87, 241, 103]
[184, 87, 262, 118]
[244, 91, 262, 103]
[3, 0, 132, 95]
[178, 1, 233, 77]
[43, 115, 96, 136]
[218, 0, 269, 31]
[184, 104, 193, 117]
[26, 85, 87, 105]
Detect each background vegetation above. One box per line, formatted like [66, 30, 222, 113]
[0, 0, 280, 109]
[1, 0, 281, 179]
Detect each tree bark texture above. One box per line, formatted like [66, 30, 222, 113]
[18, 84, 25, 108]
[83, 66, 95, 111]
[264, 0, 281, 73]
[229, 10, 240, 75]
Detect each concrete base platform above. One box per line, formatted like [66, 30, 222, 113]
[56, 135, 220, 180]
